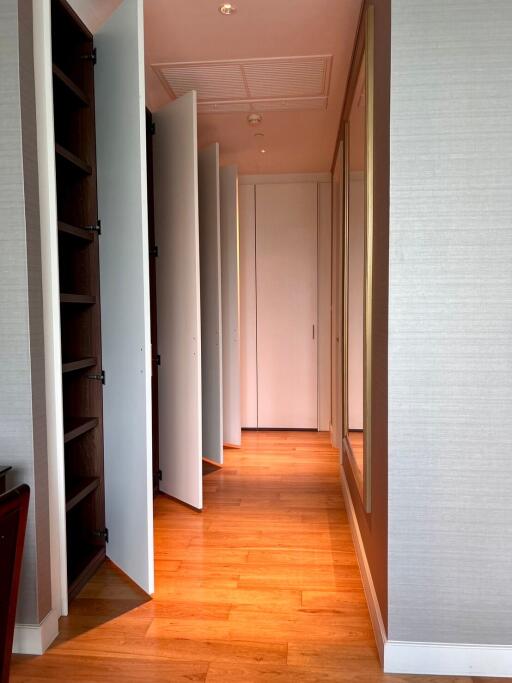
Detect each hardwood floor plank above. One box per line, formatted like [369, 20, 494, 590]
[10, 431, 470, 682]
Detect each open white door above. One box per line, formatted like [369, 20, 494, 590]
[153, 92, 203, 509]
[220, 166, 241, 447]
[95, 0, 154, 593]
[198, 144, 223, 464]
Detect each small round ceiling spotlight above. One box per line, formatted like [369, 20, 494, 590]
[219, 3, 237, 15]
[260, 149, 267, 154]
[247, 113, 263, 126]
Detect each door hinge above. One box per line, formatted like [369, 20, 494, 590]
[81, 47, 97, 65]
[87, 369, 105, 385]
[158, 469, 162, 481]
[85, 219, 101, 236]
[153, 354, 161, 366]
[149, 245, 159, 257]
[150, 122, 156, 136]
[93, 527, 108, 543]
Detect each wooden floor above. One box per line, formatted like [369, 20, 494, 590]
[11, 432, 495, 682]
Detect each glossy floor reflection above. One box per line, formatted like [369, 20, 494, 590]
[11, 432, 495, 682]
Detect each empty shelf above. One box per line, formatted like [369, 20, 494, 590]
[64, 417, 98, 443]
[66, 477, 99, 513]
[60, 293, 96, 305]
[67, 545, 105, 602]
[62, 358, 97, 373]
[52, 64, 89, 106]
[58, 221, 94, 242]
[55, 144, 92, 175]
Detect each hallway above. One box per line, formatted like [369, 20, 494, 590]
[11, 433, 485, 682]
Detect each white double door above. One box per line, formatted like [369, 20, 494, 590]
[241, 183, 318, 429]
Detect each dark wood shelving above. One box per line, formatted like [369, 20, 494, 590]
[62, 357, 96, 373]
[58, 220, 94, 242]
[55, 143, 92, 175]
[64, 417, 98, 444]
[66, 477, 100, 512]
[60, 293, 96, 305]
[52, 63, 89, 106]
[67, 545, 105, 602]
[53, 0, 105, 602]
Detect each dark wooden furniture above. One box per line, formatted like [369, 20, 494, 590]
[0, 468, 11, 496]
[146, 108, 160, 495]
[0, 484, 30, 683]
[52, 0, 106, 601]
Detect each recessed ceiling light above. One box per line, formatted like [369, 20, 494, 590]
[260, 149, 267, 154]
[219, 3, 236, 15]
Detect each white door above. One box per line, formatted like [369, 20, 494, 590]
[95, 0, 154, 593]
[219, 166, 241, 447]
[198, 144, 223, 464]
[153, 92, 203, 509]
[256, 183, 318, 428]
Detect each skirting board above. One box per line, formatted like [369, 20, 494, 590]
[13, 608, 59, 655]
[340, 467, 512, 678]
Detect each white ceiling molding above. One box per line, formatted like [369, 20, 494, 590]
[152, 55, 332, 114]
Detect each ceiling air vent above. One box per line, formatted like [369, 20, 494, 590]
[152, 55, 332, 114]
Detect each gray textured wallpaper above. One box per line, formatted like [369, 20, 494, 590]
[0, 0, 51, 625]
[388, 0, 512, 643]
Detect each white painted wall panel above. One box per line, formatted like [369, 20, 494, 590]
[198, 143, 223, 464]
[318, 181, 332, 431]
[220, 165, 241, 447]
[347, 174, 364, 430]
[239, 184, 257, 428]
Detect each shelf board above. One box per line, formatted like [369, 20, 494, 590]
[62, 357, 97, 374]
[67, 545, 105, 602]
[64, 417, 98, 444]
[66, 477, 100, 513]
[52, 64, 89, 106]
[58, 220, 94, 242]
[60, 293, 96, 305]
[55, 143, 92, 175]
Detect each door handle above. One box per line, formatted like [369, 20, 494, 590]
[312, 324, 315, 340]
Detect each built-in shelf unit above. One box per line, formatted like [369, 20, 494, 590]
[52, 0, 106, 601]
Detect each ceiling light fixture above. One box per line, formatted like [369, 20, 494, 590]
[219, 3, 236, 15]
[247, 113, 263, 126]
[260, 149, 267, 154]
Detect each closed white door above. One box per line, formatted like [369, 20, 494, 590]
[153, 91, 203, 510]
[256, 183, 318, 429]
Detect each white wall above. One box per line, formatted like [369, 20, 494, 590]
[347, 173, 364, 430]
[239, 174, 331, 430]
[389, 0, 512, 655]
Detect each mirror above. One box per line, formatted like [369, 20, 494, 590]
[343, 6, 374, 512]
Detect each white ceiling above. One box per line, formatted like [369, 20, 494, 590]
[69, 0, 362, 174]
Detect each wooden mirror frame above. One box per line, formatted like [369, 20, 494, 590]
[342, 4, 374, 513]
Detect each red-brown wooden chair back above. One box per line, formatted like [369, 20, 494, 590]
[0, 484, 30, 683]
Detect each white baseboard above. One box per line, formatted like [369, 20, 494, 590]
[13, 608, 59, 655]
[340, 466, 512, 678]
[340, 466, 386, 663]
[385, 640, 512, 677]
